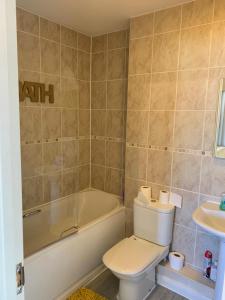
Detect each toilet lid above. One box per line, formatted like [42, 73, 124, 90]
[103, 236, 167, 275]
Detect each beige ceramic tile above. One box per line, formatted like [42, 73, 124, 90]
[154, 6, 181, 34]
[92, 35, 107, 52]
[128, 75, 150, 110]
[129, 37, 152, 74]
[79, 81, 90, 109]
[174, 111, 204, 150]
[172, 152, 201, 192]
[17, 32, 40, 71]
[78, 33, 91, 52]
[105, 168, 123, 196]
[214, 0, 225, 21]
[41, 38, 60, 74]
[182, 0, 214, 27]
[177, 70, 208, 110]
[79, 109, 90, 136]
[127, 111, 149, 144]
[125, 147, 147, 180]
[41, 73, 61, 107]
[106, 110, 124, 138]
[62, 140, 79, 169]
[106, 141, 124, 169]
[91, 139, 106, 165]
[61, 26, 77, 48]
[43, 172, 62, 202]
[107, 79, 126, 110]
[20, 107, 41, 142]
[79, 139, 90, 165]
[147, 182, 170, 200]
[92, 52, 106, 80]
[61, 77, 78, 108]
[79, 165, 90, 190]
[108, 30, 128, 49]
[203, 111, 216, 151]
[16, 8, 39, 35]
[91, 81, 106, 109]
[40, 18, 60, 42]
[152, 31, 179, 72]
[22, 176, 43, 210]
[179, 25, 211, 69]
[210, 22, 225, 67]
[147, 150, 172, 186]
[62, 168, 79, 196]
[61, 46, 77, 78]
[62, 109, 78, 138]
[206, 67, 225, 110]
[125, 177, 146, 207]
[78, 50, 90, 80]
[42, 108, 61, 139]
[149, 111, 174, 146]
[91, 165, 105, 190]
[130, 14, 154, 39]
[91, 110, 106, 136]
[107, 48, 126, 79]
[43, 142, 62, 173]
[21, 144, 42, 177]
[150, 72, 176, 110]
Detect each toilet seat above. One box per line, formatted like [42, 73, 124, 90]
[103, 236, 168, 276]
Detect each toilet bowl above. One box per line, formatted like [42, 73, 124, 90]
[103, 196, 175, 300]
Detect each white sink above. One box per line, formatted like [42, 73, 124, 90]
[193, 202, 225, 300]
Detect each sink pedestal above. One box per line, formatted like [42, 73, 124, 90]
[215, 240, 225, 300]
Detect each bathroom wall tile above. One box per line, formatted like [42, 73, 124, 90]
[42, 108, 61, 139]
[147, 182, 169, 200]
[91, 110, 106, 136]
[61, 46, 77, 78]
[17, 32, 40, 71]
[177, 70, 208, 110]
[78, 33, 91, 52]
[62, 109, 78, 138]
[79, 81, 90, 109]
[172, 224, 195, 264]
[43, 172, 62, 202]
[91, 165, 105, 190]
[203, 111, 216, 151]
[154, 6, 181, 34]
[179, 25, 211, 69]
[105, 168, 123, 196]
[150, 72, 176, 110]
[43, 142, 62, 173]
[152, 31, 179, 72]
[210, 22, 225, 67]
[92, 52, 106, 80]
[174, 111, 204, 150]
[130, 14, 154, 39]
[108, 30, 128, 49]
[16, 8, 39, 35]
[214, 0, 225, 21]
[107, 49, 126, 79]
[79, 139, 90, 165]
[91, 139, 106, 165]
[147, 150, 172, 186]
[79, 164, 90, 190]
[61, 77, 79, 108]
[125, 177, 146, 208]
[61, 26, 77, 48]
[79, 110, 90, 136]
[201, 156, 225, 196]
[92, 35, 107, 52]
[91, 81, 106, 109]
[21, 144, 42, 177]
[206, 67, 225, 110]
[182, 0, 213, 27]
[20, 107, 41, 142]
[127, 111, 149, 144]
[78, 51, 90, 80]
[22, 176, 43, 210]
[106, 141, 124, 169]
[62, 140, 79, 169]
[128, 75, 150, 110]
[129, 37, 152, 74]
[172, 152, 201, 192]
[40, 18, 60, 42]
[106, 110, 124, 138]
[149, 111, 174, 147]
[195, 231, 219, 269]
[62, 168, 79, 196]
[125, 147, 147, 180]
[41, 38, 60, 74]
[107, 79, 126, 110]
[173, 188, 198, 229]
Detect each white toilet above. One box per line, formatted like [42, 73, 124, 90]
[103, 197, 175, 300]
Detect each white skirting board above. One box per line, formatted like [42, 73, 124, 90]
[157, 262, 215, 300]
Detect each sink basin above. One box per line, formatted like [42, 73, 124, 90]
[193, 202, 225, 239]
[193, 201, 225, 300]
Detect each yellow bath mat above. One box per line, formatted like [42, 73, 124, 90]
[67, 287, 107, 300]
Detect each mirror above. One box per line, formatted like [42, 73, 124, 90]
[215, 78, 225, 158]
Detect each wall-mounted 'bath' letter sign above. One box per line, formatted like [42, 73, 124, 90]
[19, 81, 55, 103]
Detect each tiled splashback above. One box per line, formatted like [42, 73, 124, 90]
[125, 0, 225, 270]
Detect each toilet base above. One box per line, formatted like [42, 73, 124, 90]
[116, 268, 156, 300]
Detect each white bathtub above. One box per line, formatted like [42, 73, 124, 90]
[24, 189, 125, 300]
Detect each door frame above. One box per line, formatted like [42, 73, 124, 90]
[0, 0, 24, 299]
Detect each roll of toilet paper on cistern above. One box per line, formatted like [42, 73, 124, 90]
[159, 190, 169, 204]
[139, 186, 151, 201]
[169, 252, 184, 271]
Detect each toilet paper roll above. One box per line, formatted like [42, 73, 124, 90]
[159, 190, 169, 204]
[139, 186, 151, 202]
[169, 252, 184, 271]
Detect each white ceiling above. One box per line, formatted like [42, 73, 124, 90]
[16, 0, 187, 36]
